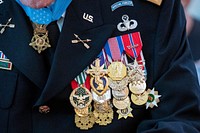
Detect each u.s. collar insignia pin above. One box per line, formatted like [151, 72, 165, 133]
[83, 13, 94, 23]
[147, 0, 163, 6]
[146, 88, 161, 109]
[0, 18, 15, 34]
[0, 0, 3, 4]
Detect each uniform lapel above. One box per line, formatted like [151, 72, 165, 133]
[0, 1, 48, 89]
[34, 1, 116, 106]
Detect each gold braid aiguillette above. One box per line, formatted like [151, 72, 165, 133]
[29, 23, 51, 53]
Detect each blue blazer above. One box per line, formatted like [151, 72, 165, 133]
[0, 0, 200, 132]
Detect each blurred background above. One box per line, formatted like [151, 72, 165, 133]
[188, 0, 200, 20]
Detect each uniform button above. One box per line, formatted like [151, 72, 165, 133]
[39, 105, 50, 114]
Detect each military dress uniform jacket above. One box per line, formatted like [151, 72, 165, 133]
[0, 0, 200, 132]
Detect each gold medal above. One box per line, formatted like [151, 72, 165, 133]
[29, 23, 51, 53]
[93, 108, 113, 126]
[75, 113, 95, 130]
[74, 105, 92, 117]
[129, 81, 146, 94]
[108, 62, 127, 81]
[70, 87, 92, 109]
[112, 97, 130, 110]
[117, 106, 133, 119]
[93, 101, 112, 113]
[131, 91, 148, 105]
[112, 87, 129, 100]
[109, 77, 129, 91]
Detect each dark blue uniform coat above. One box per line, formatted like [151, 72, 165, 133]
[0, 0, 200, 132]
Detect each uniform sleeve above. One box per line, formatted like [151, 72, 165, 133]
[137, 0, 200, 132]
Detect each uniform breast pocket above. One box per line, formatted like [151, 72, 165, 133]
[0, 70, 18, 109]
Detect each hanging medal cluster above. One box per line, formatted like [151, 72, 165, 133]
[70, 32, 161, 130]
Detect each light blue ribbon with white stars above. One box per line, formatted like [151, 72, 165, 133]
[16, 0, 72, 24]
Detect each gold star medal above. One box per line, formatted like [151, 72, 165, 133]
[117, 106, 133, 119]
[146, 88, 161, 109]
[29, 23, 51, 53]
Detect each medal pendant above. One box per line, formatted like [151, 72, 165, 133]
[90, 76, 109, 96]
[146, 88, 161, 109]
[87, 59, 109, 96]
[74, 105, 92, 117]
[92, 89, 111, 103]
[113, 97, 130, 110]
[29, 24, 51, 53]
[109, 77, 129, 91]
[129, 81, 146, 94]
[75, 113, 95, 130]
[112, 87, 129, 100]
[108, 62, 127, 81]
[70, 87, 92, 109]
[117, 106, 133, 119]
[131, 91, 148, 106]
[93, 101, 112, 113]
[93, 108, 114, 126]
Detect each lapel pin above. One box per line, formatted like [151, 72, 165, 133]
[0, 18, 15, 34]
[117, 15, 138, 32]
[0, 0, 3, 4]
[72, 34, 90, 49]
[83, 13, 94, 23]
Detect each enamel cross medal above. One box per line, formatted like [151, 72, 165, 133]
[29, 23, 51, 53]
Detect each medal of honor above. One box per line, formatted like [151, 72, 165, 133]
[70, 86, 92, 109]
[131, 91, 148, 105]
[108, 62, 127, 81]
[29, 23, 51, 53]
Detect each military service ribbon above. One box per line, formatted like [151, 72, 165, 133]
[0, 51, 12, 70]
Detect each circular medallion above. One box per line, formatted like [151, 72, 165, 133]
[112, 87, 129, 100]
[112, 97, 130, 110]
[70, 87, 92, 109]
[93, 101, 112, 113]
[108, 62, 127, 81]
[74, 105, 92, 117]
[129, 81, 146, 94]
[131, 91, 148, 106]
